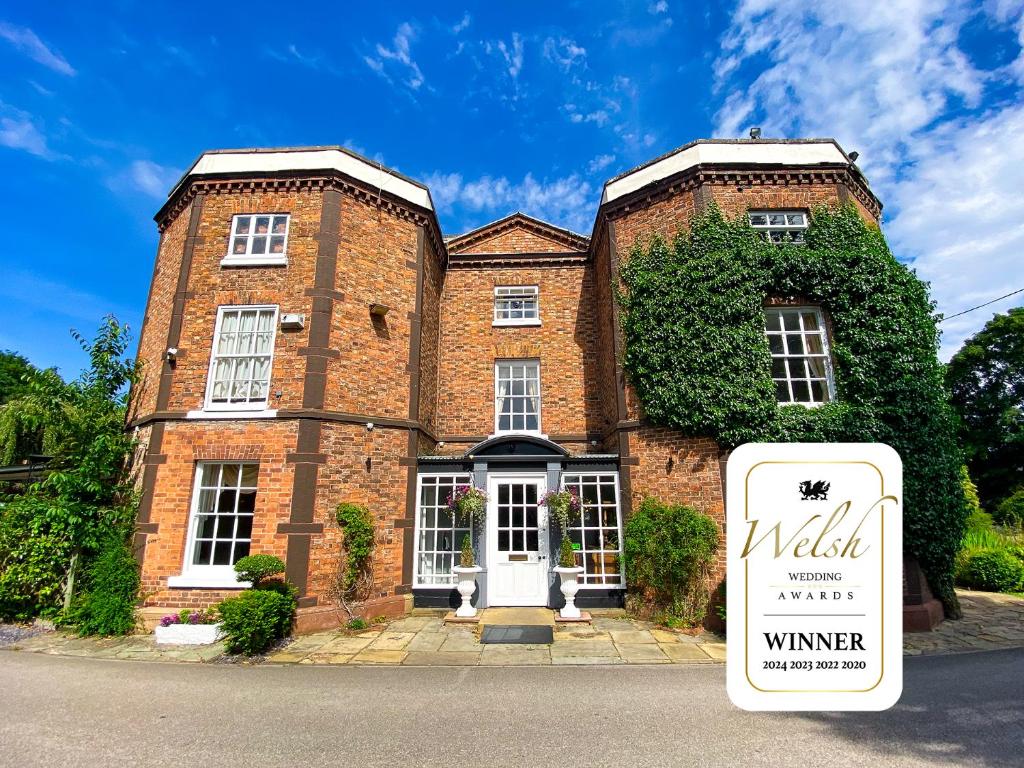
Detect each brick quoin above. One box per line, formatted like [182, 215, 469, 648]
[131, 141, 881, 625]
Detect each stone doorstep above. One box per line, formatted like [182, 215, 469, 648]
[554, 612, 592, 624]
[443, 612, 480, 625]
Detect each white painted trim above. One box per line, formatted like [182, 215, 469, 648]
[167, 573, 250, 589]
[226, 213, 291, 263]
[186, 409, 278, 420]
[203, 305, 279, 412]
[184, 149, 432, 210]
[602, 141, 848, 205]
[220, 256, 288, 268]
[764, 306, 836, 406]
[493, 319, 542, 327]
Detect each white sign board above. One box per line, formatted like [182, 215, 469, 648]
[726, 443, 903, 711]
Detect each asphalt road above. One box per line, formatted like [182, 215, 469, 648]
[1, 649, 1021, 767]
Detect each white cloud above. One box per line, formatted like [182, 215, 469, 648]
[0, 21, 75, 76]
[109, 159, 182, 199]
[366, 22, 425, 90]
[497, 33, 524, 79]
[423, 170, 596, 234]
[0, 102, 58, 159]
[452, 13, 471, 34]
[712, 0, 1024, 359]
[588, 153, 616, 173]
[649, 1, 669, 14]
[543, 37, 587, 71]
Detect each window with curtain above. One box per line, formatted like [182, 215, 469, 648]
[414, 474, 473, 586]
[493, 285, 540, 325]
[764, 307, 835, 405]
[561, 473, 624, 587]
[494, 359, 541, 433]
[206, 306, 278, 410]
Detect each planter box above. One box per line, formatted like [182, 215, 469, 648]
[155, 623, 224, 646]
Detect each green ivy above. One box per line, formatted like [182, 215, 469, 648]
[335, 502, 375, 597]
[617, 205, 968, 616]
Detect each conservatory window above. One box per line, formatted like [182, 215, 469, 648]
[414, 474, 473, 587]
[561, 473, 624, 587]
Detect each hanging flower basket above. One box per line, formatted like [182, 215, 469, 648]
[446, 484, 488, 526]
[540, 488, 582, 531]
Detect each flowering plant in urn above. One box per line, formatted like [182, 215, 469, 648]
[446, 484, 488, 525]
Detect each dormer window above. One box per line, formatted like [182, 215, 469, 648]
[764, 307, 835, 405]
[749, 210, 807, 244]
[223, 214, 290, 266]
[493, 286, 540, 326]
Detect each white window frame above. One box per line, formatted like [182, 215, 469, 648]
[493, 285, 541, 326]
[494, 358, 542, 435]
[764, 306, 836, 407]
[204, 305, 279, 412]
[168, 462, 258, 589]
[222, 213, 291, 266]
[413, 473, 474, 588]
[561, 472, 625, 589]
[748, 210, 808, 244]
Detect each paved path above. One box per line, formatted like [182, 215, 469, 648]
[902, 590, 1024, 655]
[5, 590, 1021, 665]
[1, 647, 1021, 767]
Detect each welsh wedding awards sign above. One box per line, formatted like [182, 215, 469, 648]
[726, 443, 903, 711]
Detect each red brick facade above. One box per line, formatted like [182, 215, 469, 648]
[132, 141, 880, 625]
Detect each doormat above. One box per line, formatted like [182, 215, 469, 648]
[480, 625, 554, 645]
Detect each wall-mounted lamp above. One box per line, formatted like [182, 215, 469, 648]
[369, 303, 391, 318]
[165, 347, 178, 365]
[848, 151, 860, 163]
[749, 126, 762, 139]
[366, 422, 374, 431]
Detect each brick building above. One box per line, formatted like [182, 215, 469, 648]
[131, 138, 880, 628]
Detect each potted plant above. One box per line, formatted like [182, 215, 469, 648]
[540, 488, 582, 531]
[451, 534, 483, 618]
[446, 484, 487, 526]
[553, 537, 585, 619]
[155, 608, 223, 645]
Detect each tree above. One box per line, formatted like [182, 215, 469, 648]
[0, 350, 39, 405]
[0, 317, 139, 623]
[946, 307, 1024, 509]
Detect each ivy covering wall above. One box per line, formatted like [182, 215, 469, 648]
[617, 205, 968, 616]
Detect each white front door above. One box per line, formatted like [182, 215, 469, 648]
[486, 474, 550, 606]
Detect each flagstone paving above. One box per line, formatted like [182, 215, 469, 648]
[2, 590, 1021, 666]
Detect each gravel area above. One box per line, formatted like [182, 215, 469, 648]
[0, 622, 50, 647]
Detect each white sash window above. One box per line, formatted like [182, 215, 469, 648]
[205, 306, 278, 411]
[764, 307, 835, 405]
[495, 359, 541, 434]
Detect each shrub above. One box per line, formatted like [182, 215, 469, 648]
[958, 550, 1024, 593]
[994, 490, 1024, 529]
[460, 534, 475, 567]
[69, 533, 140, 636]
[0, 496, 73, 621]
[559, 536, 577, 568]
[233, 554, 286, 588]
[217, 589, 295, 655]
[346, 617, 368, 631]
[623, 497, 720, 626]
[335, 503, 374, 596]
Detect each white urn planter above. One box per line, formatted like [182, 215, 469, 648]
[155, 623, 224, 646]
[553, 565, 585, 619]
[451, 565, 483, 618]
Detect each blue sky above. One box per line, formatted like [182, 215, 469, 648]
[1, 1, 1023, 377]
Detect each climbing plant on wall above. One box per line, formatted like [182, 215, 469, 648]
[617, 204, 968, 616]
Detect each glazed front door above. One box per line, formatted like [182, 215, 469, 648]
[486, 475, 549, 606]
